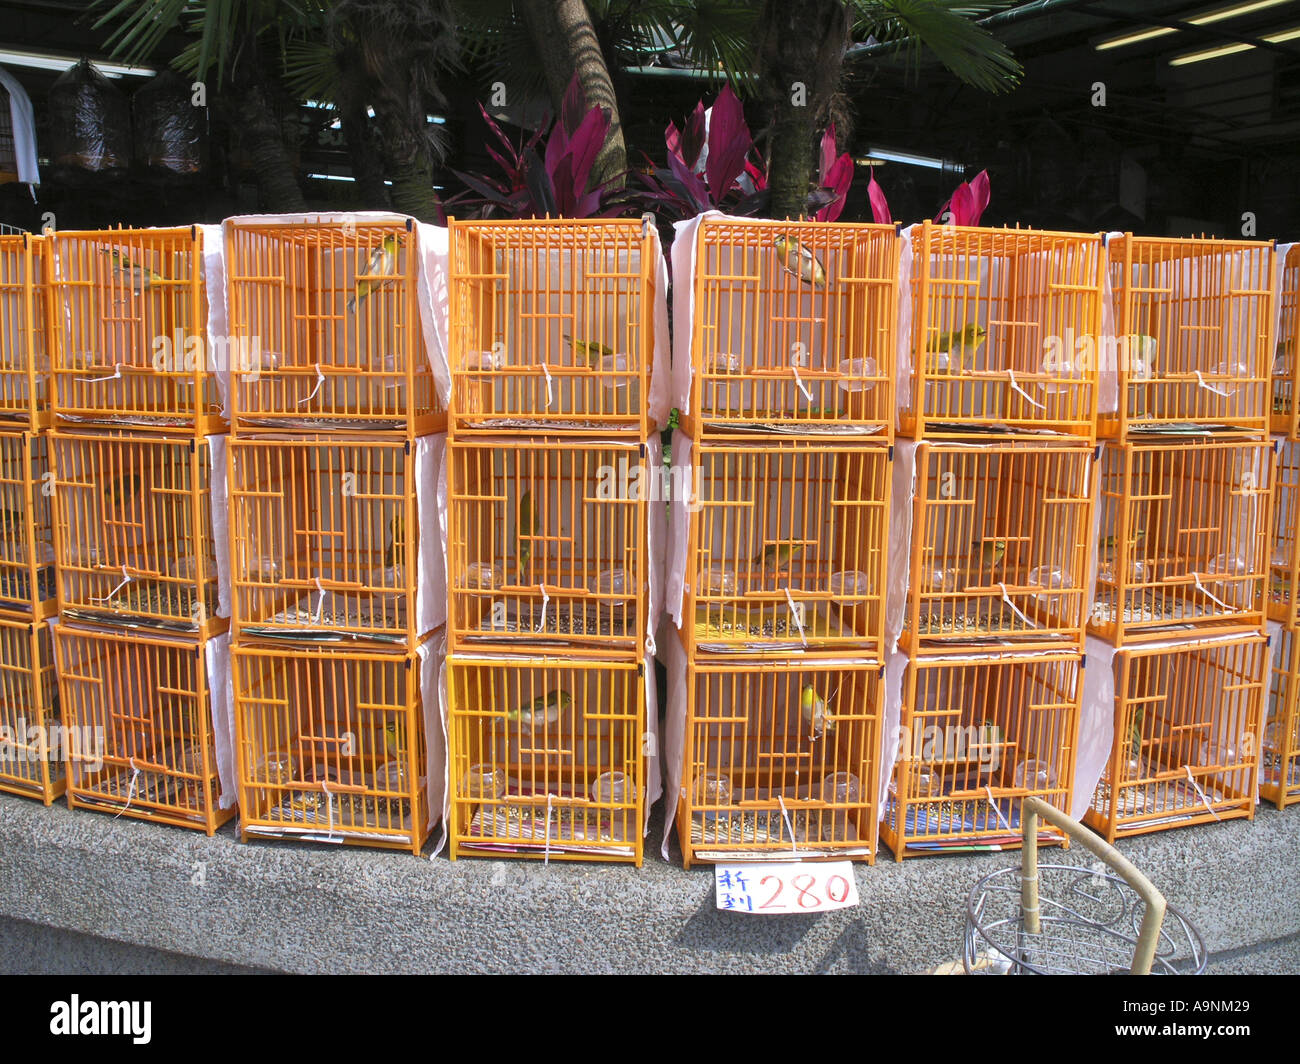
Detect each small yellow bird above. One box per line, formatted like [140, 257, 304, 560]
[564, 335, 614, 365]
[508, 690, 571, 727]
[973, 538, 1007, 570]
[384, 512, 405, 570]
[383, 719, 404, 759]
[348, 235, 400, 313]
[1099, 528, 1145, 557]
[801, 683, 835, 741]
[103, 473, 142, 512]
[772, 235, 827, 287]
[102, 249, 164, 295]
[754, 542, 803, 574]
[926, 324, 986, 373]
[516, 489, 537, 582]
[1127, 334, 1158, 378]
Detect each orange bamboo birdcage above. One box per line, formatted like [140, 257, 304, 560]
[55, 623, 232, 834]
[1090, 439, 1273, 647]
[447, 217, 656, 436]
[0, 617, 63, 803]
[447, 654, 646, 863]
[1262, 624, 1300, 809]
[1085, 634, 1267, 841]
[1268, 438, 1298, 626]
[902, 223, 1104, 440]
[48, 226, 223, 432]
[1273, 245, 1298, 438]
[0, 430, 55, 619]
[676, 654, 883, 868]
[224, 217, 443, 436]
[49, 430, 223, 635]
[446, 438, 648, 655]
[684, 217, 898, 440]
[682, 439, 890, 660]
[233, 640, 435, 854]
[881, 651, 1080, 860]
[0, 233, 52, 427]
[1101, 234, 1274, 440]
[229, 434, 435, 646]
[904, 441, 1095, 653]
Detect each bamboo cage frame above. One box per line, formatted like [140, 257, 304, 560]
[48, 226, 223, 433]
[684, 217, 898, 440]
[1262, 623, 1300, 809]
[54, 623, 232, 834]
[676, 657, 883, 868]
[447, 217, 656, 437]
[0, 617, 63, 803]
[1268, 437, 1298, 626]
[1100, 234, 1274, 440]
[50, 430, 223, 636]
[902, 222, 1104, 441]
[0, 429, 55, 620]
[882, 651, 1080, 860]
[1274, 245, 1298, 439]
[446, 438, 648, 656]
[447, 654, 646, 864]
[1085, 634, 1267, 841]
[233, 640, 434, 854]
[229, 434, 431, 645]
[0, 233, 51, 427]
[1090, 439, 1274, 647]
[225, 217, 443, 437]
[682, 439, 890, 660]
[904, 440, 1095, 653]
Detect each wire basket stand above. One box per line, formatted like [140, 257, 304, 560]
[964, 796, 1207, 974]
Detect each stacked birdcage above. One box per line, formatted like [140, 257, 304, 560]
[1084, 234, 1277, 840]
[223, 215, 445, 855]
[882, 221, 1106, 859]
[1262, 437, 1300, 809]
[0, 234, 61, 801]
[444, 217, 663, 864]
[663, 217, 899, 868]
[40, 226, 233, 830]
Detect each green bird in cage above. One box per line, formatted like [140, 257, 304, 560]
[384, 718, 405, 759]
[926, 324, 986, 374]
[564, 335, 614, 366]
[101, 249, 163, 295]
[1099, 527, 1145, 558]
[754, 542, 803, 575]
[348, 235, 400, 313]
[973, 538, 1007, 571]
[801, 684, 836, 741]
[384, 512, 405, 570]
[516, 489, 537, 582]
[507, 690, 571, 728]
[772, 235, 827, 288]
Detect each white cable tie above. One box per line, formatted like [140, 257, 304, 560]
[312, 578, 326, 624]
[1194, 369, 1231, 397]
[534, 585, 550, 634]
[1184, 765, 1222, 822]
[321, 777, 337, 835]
[777, 795, 799, 856]
[997, 583, 1037, 628]
[297, 364, 326, 405]
[76, 363, 122, 384]
[1191, 572, 1235, 613]
[792, 364, 814, 402]
[1007, 369, 1046, 409]
[983, 785, 1013, 833]
[543, 792, 555, 866]
[783, 587, 808, 646]
[542, 362, 554, 408]
[114, 758, 141, 819]
[92, 566, 132, 604]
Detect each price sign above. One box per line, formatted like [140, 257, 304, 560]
[714, 862, 859, 914]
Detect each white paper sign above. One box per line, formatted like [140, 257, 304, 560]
[714, 862, 859, 914]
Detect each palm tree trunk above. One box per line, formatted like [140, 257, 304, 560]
[339, 98, 390, 209]
[519, 0, 627, 188]
[757, 0, 850, 220]
[373, 109, 441, 221]
[228, 34, 307, 212]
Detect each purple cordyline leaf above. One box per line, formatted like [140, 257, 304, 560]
[560, 74, 586, 138]
[819, 124, 838, 181]
[561, 106, 610, 193]
[680, 101, 707, 170]
[705, 83, 751, 204]
[968, 169, 991, 224]
[667, 149, 710, 213]
[867, 171, 891, 224]
[817, 153, 854, 222]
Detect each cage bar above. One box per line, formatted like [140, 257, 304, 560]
[0, 430, 55, 619]
[682, 440, 890, 659]
[55, 623, 231, 833]
[48, 227, 222, 431]
[0, 618, 62, 803]
[882, 652, 1080, 860]
[1101, 234, 1273, 439]
[902, 223, 1104, 440]
[1092, 439, 1273, 646]
[224, 217, 442, 436]
[447, 655, 645, 863]
[904, 441, 1095, 652]
[233, 641, 433, 854]
[1085, 635, 1267, 841]
[0, 233, 51, 427]
[50, 430, 222, 634]
[446, 438, 648, 655]
[230, 434, 433, 645]
[684, 217, 898, 439]
[1273, 245, 1298, 438]
[1269, 438, 1298, 626]
[448, 218, 655, 435]
[1262, 624, 1300, 809]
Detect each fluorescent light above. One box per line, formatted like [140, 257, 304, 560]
[0, 48, 155, 78]
[861, 146, 964, 174]
[1170, 23, 1300, 64]
[1097, 0, 1294, 51]
[306, 173, 396, 187]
